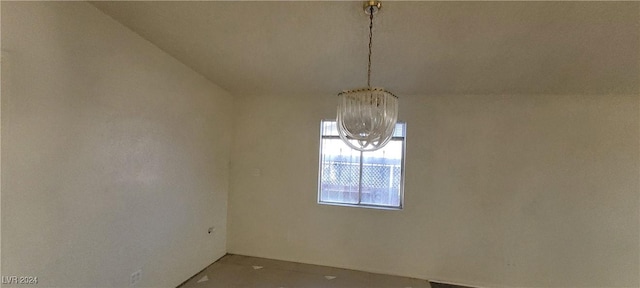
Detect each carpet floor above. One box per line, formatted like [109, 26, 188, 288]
[178, 254, 434, 288]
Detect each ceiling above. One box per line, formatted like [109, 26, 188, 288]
[91, 1, 639, 96]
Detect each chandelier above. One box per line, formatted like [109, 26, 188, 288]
[337, 0, 398, 152]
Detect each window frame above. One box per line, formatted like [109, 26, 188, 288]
[317, 120, 406, 210]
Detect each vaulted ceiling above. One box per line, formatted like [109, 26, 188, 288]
[91, 1, 639, 96]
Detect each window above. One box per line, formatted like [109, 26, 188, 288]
[318, 120, 406, 209]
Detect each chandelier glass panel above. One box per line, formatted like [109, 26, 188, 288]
[337, 0, 398, 152]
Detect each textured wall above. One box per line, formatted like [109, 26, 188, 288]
[228, 93, 639, 288]
[1, 2, 232, 287]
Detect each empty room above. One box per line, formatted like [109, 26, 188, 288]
[1, 1, 638, 288]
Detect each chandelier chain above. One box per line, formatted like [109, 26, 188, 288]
[367, 5, 374, 88]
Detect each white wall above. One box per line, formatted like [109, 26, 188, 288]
[1, 2, 232, 287]
[228, 93, 639, 288]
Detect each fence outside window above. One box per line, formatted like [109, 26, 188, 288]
[318, 120, 406, 209]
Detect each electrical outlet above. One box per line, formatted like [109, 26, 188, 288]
[208, 226, 216, 234]
[130, 269, 142, 286]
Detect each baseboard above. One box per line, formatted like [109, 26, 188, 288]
[175, 252, 228, 288]
[429, 280, 479, 288]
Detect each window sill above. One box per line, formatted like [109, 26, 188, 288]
[317, 201, 403, 211]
